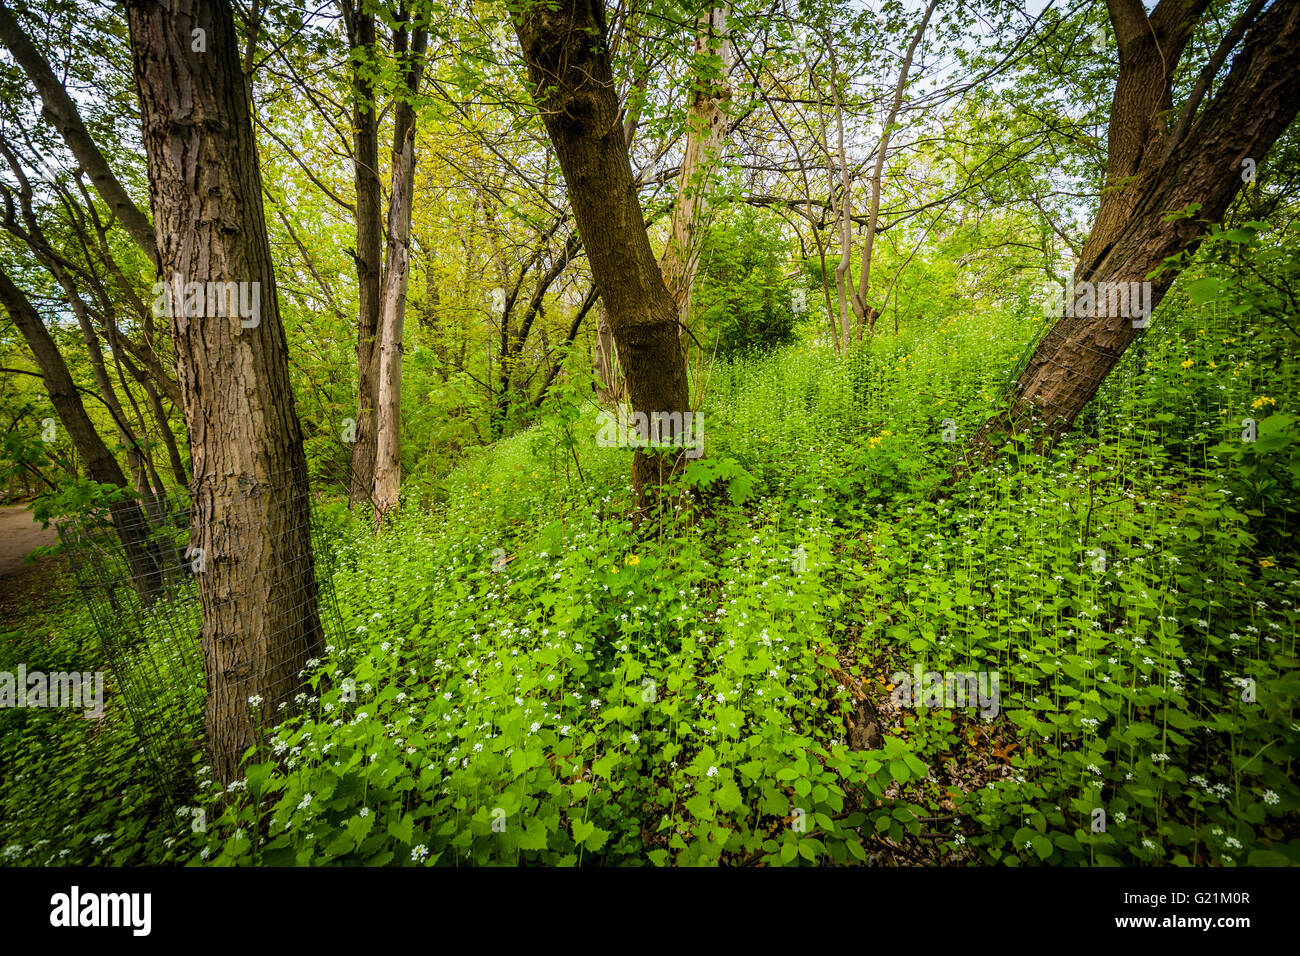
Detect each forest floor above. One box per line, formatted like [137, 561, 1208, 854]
[0, 504, 61, 620]
[2, 321, 1297, 866]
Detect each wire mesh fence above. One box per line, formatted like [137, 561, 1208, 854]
[56, 477, 347, 799]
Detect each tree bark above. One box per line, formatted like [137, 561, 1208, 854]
[371, 16, 427, 526]
[514, 0, 692, 501]
[659, 6, 730, 338]
[593, 299, 622, 402]
[342, 0, 382, 509]
[125, 0, 325, 782]
[965, 0, 1300, 462]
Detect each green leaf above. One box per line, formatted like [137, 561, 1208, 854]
[388, 813, 414, 844]
[517, 819, 549, 852]
[581, 826, 611, 852]
[1246, 849, 1291, 866]
[1185, 277, 1224, 305]
[715, 778, 743, 813]
[1031, 833, 1054, 861]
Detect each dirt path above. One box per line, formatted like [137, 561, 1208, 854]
[0, 504, 61, 616]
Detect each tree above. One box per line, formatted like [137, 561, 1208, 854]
[850, 0, 939, 339]
[125, 0, 325, 782]
[342, 0, 383, 509]
[0, 264, 163, 600]
[513, 0, 691, 501]
[966, 0, 1300, 461]
[659, 4, 732, 345]
[372, 6, 427, 525]
[0, 1, 157, 264]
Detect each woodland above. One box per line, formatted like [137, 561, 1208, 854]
[0, 0, 1297, 867]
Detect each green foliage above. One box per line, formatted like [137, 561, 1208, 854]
[3, 218, 1298, 868]
[693, 207, 800, 360]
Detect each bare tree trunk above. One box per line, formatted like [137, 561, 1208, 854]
[138, 371, 188, 486]
[497, 227, 582, 427]
[372, 128, 415, 524]
[126, 0, 325, 782]
[342, 0, 382, 508]
[852, 0, 938, 339]
[371, 17, 427, 526]
[69, 296, 150, 492]
[593, 300, 622, 403]
[659, 5, 730, 338]
[514, 0, 691, 503]
[965, 0, 1300, 463]
[827, 60, 852, 353]
[0, 137, 158, 497]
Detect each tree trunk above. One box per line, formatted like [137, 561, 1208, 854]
[498, 227, 582, 428]
[514, 0, 691, 502]
[966, 0, 1300, 461]
[343, 0, 382, 509]
[371, 18, 427, 526]
[0, 264, 162, 601]
[0, 2, 157, 264]
[125, 0, 325, 783]
[659, 6, 730, 337]
[122, 346, 189, 486]
[826, 53, 853, 353]
[851, 0, 938, 340]
[593, 299, 622, 403]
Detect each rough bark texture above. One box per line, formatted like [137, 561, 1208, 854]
[343, 0, 382, 508]
[371, 19, 426, 525]
[514, 0, 691, 500]
[0, 2, 157, 264]
[125, 0, 324, 782]
[966, 0, 1300, 462]
[371, 128, 414, 523]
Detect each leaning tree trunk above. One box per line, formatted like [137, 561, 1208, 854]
[966, 0, 1300, 462]
[514, 0, 691, 502]
[0, 2, 157, 264]
[0, 265, 162, 600]
[343, 0, 382, 509]
[126, 0, 325, 783]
